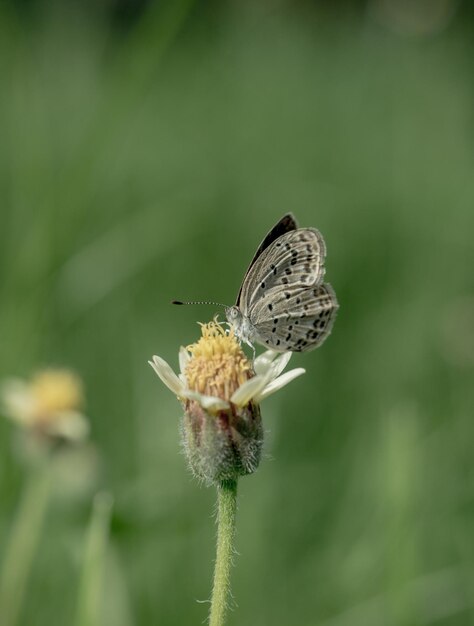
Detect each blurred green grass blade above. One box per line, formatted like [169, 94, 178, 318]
[55, 203, 201, 320]
[75, 492, 114, 626]
[0, 463, 52, 626]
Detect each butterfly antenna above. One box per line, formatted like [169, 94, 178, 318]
[172, 300, 228, 308]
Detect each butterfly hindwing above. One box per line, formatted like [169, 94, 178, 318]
[238, 228, 327, 315]
[248, 283, 338, 352]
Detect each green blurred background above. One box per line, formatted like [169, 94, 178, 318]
[1, 1, 474, 624]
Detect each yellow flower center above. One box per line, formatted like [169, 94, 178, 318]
[31, 369, 83, 418]
[185, 321, 252, 401]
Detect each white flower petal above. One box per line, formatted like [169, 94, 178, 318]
[182, 390, 230, 412]
[148, 356, 184, 396]
[254, 368, 305, 402]
[200, 396, 230, 412]
[230, 375, 268, 407]
[178, 347, 191, 376]
[44, 411, 90, 442]
[253, 350, 279, 376]
[267, 352, 292, 380]
[0, 379, 35, 425]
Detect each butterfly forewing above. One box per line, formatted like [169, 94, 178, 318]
[248, 283, 338, 352]
[236, 213, 298, 308]
[238, 228, 327, 315]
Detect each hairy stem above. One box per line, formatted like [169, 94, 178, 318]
[209, 479, 238, 626]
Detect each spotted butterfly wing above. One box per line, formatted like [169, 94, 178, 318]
[247, 283, 338, 352]
[236, 213, 298, 308]
[236, 217, 338, 352]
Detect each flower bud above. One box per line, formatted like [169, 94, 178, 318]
[149, 320, 306, 486]
[183, 397, 263, 485]
[181, 322, 263, 485]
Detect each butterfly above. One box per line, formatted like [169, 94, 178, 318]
[224, 213, 339, 352]
[174, 214, 338, 353]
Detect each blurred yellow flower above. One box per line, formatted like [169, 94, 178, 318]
[1, 369, 89, 443]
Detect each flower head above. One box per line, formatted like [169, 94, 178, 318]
[149, 320, 305, 485]
[1, 368, 90, 445]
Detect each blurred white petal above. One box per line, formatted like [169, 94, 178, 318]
[44, 411, 90, 442]
[0, 379, 35, 425]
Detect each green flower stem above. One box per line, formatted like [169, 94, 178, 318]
[75, 492, 114, 626]
[0, 461, 52, 626]
[209, 479, 238, 626]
